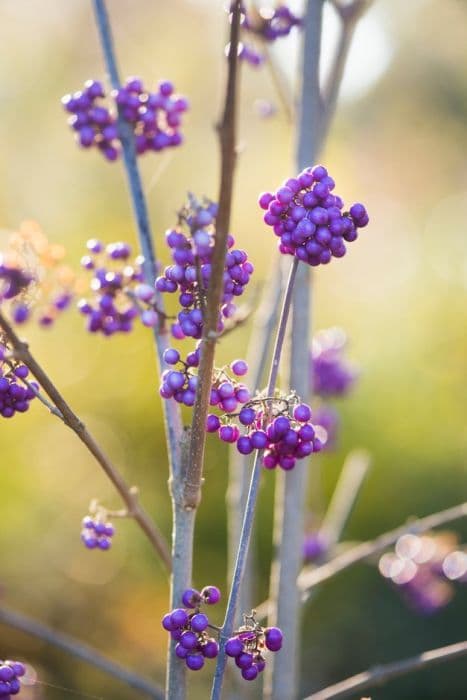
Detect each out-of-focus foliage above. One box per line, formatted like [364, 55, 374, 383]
[0, 1, 466, 698]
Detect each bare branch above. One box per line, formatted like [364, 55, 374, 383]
[304, 640, 467, 700]
[0, 310, 172, 571]
[0, 605, 164, 699]
[183, 0, 242, 510]
[298, 501, 467, 594]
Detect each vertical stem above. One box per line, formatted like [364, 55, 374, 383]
[266, 2, 325, 699]
[210, 258, 299, 700]
[183, 0, 242, 511]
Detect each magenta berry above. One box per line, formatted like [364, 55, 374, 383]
[201, 585, 221, 605]
[80, 510, 115, 551]
[261, 166, 369, 266]
[225, 612, 282, 682]
[0, 659, 25, 697]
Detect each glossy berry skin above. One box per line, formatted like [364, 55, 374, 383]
[162, 585, 221, 672]
[225, 620, 283, 683]
[260, 166, 369, 266]
[0, 659, 25, 698]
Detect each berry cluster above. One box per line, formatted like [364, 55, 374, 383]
[259, 165, 369, 266]
[225, 613, 282, 682]
[62, 78, 188, 161]
[312, 327, 357, 398]
[0, 659, 25, 697]
[78, 239, 166, 335]
[379, 532, 467, 615]
[156, 197, 253, 340]
[81, 513, 115, 551]
[242, 4, 303, 41]
[0, 346, 38, 419]
[209, 389, 322, 470]
[229, 4, 303, 69]
[0, 221, 75, 327]
[62, 80, 119, 161]
[162, 586, 221, 671]
[115, 77, 188, 156]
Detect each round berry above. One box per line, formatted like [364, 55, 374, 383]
[190, 612, 209, 633]
[201, 585, 221, 605]
[225, 637, 244, 657]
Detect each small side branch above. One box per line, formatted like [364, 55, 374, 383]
[0, 606, 164, 699]
[183, 0, 242, 510]
[304, 640, 467, 700]
[0, 310, 171, 571]
[298, 501, 467, 593]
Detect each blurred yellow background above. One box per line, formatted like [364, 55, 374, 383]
[0, 0, 466, 698]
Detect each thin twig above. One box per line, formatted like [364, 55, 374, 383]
[254, 501, 467, 620]
[210, 257, 299, 700]
[183, 0, 242, 510]
[226, 259, 285, 621]
[0, 606, 164, 699]
[298, 501, 467, 593]
[304, 640, 467, 700]
[0, 310, 172, 571]
[318, 450, 371, 548]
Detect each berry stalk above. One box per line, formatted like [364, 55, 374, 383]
[210, 256, 299, 700]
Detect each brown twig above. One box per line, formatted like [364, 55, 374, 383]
[0, 310, 172, 571]
[304, 640, 467, 700]
[183, 0, 242, 509]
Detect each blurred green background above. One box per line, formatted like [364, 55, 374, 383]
[1, 0, 466, 698]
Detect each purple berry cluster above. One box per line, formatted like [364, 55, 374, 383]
[379, 532, 467, 615]
[77, 239, 166, 335]
[0, 659, 25, 697]
[242, 4, 303, 41]
[209, 389, 322, 470]
[81, 514, 115, 551]
[62, 80, 119, 161]
[115, 77, 188, 156]
[312, 327, 357, 398]
[225, 613, 282, 682]
[229, 4, 303, 68]
[162, 586, 221, 671]
[62, 77, 188, 161]
[156, 197, 253, 340]
[0, 347, 38, 419]
[259, 165, 369, 266]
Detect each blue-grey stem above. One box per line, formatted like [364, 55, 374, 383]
[0, 606, 164, 699]
[210, 257, 299, 700]
[92, 3, 189, 698]
[266, 2, 325, 699]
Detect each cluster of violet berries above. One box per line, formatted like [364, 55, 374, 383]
[0, 258, 32, 303]
[0, 660, 25, 697]
[0, 345, 38, 419]
[259, 165, 369, 266]
[78, 239, 165, 335]
[231, 4, 303, 68]
[225, 613, 283, 682]
[379, 532, 467, 615]
[162, 586, 221, 671]
[156, 197, 253, 340]
[62, 77, 188, 161]
[209, 387, 323, 470]
[81, 513, 115, 551]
